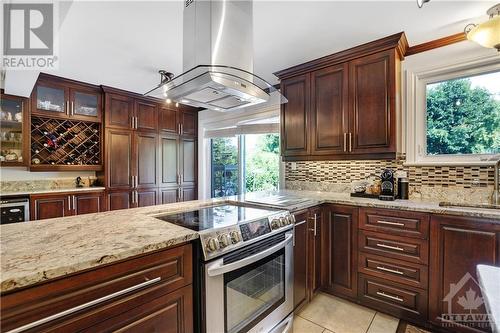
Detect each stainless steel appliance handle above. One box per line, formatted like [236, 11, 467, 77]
[270, 315, 294, 333]
[207, 233, 293, 277]
[5, 277, 161, 333]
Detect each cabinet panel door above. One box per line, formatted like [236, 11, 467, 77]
[88, 285, 193, 333]
[281, 74, 310, 156]
[32, 81, 69, 118]
[349, 50, 395, 155]
[308, 207, 322, 299]
[160, 135, 179, 188]
[161, 188, 179, 204]
[181, 187, 196, 202]
[311, 64, 348, 155]
[74, 192, 104, 215]
[134, 132, 158, 188]
[107, 191, 131, 211]
[135, 99, 158, 132]
[180, 138, 196, 186]
[137, 189, 158, 208]
[322, 205, 358, 299]
[70, 88, 102, 122]
[31, 195, 72, 221]
[429, 215, 500, 332]
[106, 129, 133, 190]
[105, 93, 133, 129]
[293, 210, 309, 310]
[159, 106, 178, 134]
[180, 111, 197, 137]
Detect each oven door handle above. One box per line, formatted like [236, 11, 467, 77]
[207, 233, 293, 277]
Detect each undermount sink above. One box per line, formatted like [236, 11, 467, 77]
[439, 202, 500, 210]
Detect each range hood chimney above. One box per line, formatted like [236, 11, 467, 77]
[144, 0, 285, 111]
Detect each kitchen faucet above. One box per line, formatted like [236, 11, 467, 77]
[494, 158, 500, 205]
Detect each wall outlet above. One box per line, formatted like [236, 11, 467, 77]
[291, 162, 297, 171]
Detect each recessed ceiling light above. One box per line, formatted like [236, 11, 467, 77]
[166, 98, 172, 104]
[181, 99, 190, 103]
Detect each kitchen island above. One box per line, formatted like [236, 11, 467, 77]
[1, 190, 499, 333]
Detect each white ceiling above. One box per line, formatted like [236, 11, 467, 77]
[3, 1, 496, 97]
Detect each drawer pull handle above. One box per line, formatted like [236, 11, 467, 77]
[6, 277, 162, 333]
[376, 265, 404, 275]
[376, 291, 404, 302]
[376, 243, 405, 251]
[377, 220, 405, 227]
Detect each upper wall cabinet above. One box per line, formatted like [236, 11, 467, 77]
[275, 33, 407, 161]
[32, 74, 102, 123]
[159, 105, 198, 138]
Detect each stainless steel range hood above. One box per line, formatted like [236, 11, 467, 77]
[144, 0, 285, 111]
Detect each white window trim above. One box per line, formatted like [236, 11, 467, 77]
[404, 54, 500, 166]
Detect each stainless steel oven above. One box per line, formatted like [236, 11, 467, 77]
[204, 229, 294, 333]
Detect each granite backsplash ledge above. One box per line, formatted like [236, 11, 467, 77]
[284, 155, 496, 204]
[0, 177, 98, 194]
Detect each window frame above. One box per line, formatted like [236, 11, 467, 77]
[405, 54, 500, 166]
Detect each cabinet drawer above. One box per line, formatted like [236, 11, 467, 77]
[358, 230, 428, 264]
[1, 244, 192, 332]
[358, 253, 428, 289]
[359, 208, 429, 239]
[358, 273, 427, 321]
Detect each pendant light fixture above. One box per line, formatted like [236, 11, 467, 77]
[465, 4, 500, 51]
[417, 0, 430, 8]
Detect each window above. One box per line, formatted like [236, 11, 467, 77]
[211, 134, 280, 198]
[426, 71, 500, 156]
[405, 55, 500, 165]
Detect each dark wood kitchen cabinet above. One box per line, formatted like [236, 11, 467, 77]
[0, 243, 193, 333]
[32, 74, 102, 123]
[321, 205, 358, 299]
[275, 32, 407, 161]
[135, 99, 158, 132]
[293, 210, 309, 311]
[105, 93, 134, 129]
[429, 215, 500, 332]
[307, 206, 322, 299]
[30, 191, 105, 221]
[280, 74, 310, 157]
[310, 64, 349, 156]
[106, 128, 133, 190]
[159, 105, 197, 138]
[348, 50, 396, 156]
[135, 132, 159, 189]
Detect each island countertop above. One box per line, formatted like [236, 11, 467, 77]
[0, 198, 224, 293]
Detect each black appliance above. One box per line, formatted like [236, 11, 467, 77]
[1, 196, 30, 224]
[379, 169, 395, 201]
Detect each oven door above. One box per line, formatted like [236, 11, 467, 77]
[204, 230, 294, 333]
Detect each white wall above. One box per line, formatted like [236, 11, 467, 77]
[0, 167, 95, 181]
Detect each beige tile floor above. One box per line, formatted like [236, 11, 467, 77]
[293, 293, 400, 333]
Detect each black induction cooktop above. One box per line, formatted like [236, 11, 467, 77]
[153, 204, 279, 231]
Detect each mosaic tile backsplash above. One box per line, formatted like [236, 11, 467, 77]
[284, 155, 496, 203]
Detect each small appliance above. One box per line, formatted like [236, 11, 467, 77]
[379, 169, 395, 201]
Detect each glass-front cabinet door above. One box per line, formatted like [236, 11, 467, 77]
[33, 83, 68, 117]
[70, 89, 102, 122]
[1, 93, 27, 165]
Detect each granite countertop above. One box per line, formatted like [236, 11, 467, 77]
[2, 190, 499, 294]
[0, 198, 225, 293]
[235, 190, 500, 220]
[0, 187, 106, 197]
[477, 265, 500, 333]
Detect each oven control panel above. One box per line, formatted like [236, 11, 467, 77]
[200, 211, 293, 260]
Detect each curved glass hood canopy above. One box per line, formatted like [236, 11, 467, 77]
[144, 65, 286, 111]
[143, 0, 287, 112]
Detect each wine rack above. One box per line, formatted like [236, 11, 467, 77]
[30, 116, 102, 170]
